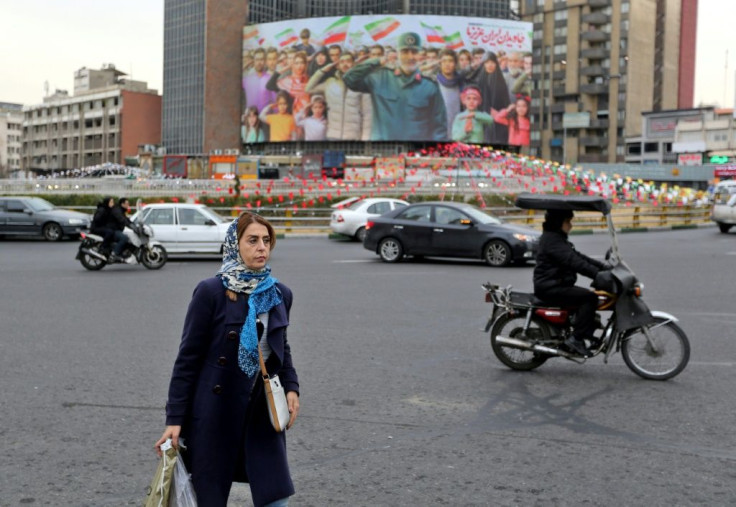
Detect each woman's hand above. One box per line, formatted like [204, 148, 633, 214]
[154, 425, 181, 457]
[286, 391, 300, 430]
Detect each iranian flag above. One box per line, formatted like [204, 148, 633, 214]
[420, 22, 445, 45]
[322, 16, 351, 45]
[364, 17, 400, 42]
[275, 28, 299, 48]
[243, 25, 259, 42]
[444, 31, 464, 50]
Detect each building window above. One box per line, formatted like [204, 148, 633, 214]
[644, 142, 658, 153]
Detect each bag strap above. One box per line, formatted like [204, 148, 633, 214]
[257, 314, 270, 379]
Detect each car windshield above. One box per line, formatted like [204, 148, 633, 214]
[459, 205, 503, 225]
[25, 198, 55, 212]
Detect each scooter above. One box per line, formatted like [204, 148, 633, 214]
[76, 221, 167, 270]
[483, 193, 690, 381]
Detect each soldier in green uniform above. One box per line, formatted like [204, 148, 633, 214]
[343, 32, 447, 141]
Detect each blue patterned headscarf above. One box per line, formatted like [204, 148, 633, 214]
[216, 217, 282, 377]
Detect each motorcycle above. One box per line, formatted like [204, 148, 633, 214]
[76, 221, 168, 270]
[483, 193, 690, 381]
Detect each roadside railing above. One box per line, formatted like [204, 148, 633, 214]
[62, 203, 713, 234]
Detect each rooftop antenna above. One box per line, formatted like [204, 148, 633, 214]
[44, 80, 49, 97]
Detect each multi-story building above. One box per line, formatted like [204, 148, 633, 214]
[21, 65, 162, 173]
[162, 0, 520, 156]
[0, 102, 23, 178]
[519, 0, 698, 164]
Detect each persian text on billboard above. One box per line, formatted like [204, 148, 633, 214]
[241, 15, 533, 146]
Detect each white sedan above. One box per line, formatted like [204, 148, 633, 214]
[330, 198, 409, 241]
[131, 203, 233, 254]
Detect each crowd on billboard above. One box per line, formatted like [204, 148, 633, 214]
[242, 15, 533, 146]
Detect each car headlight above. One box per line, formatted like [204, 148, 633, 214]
[68, 219, 85, 225]
[513, 233, 534, 242]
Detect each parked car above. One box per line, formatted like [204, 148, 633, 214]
[130, 203, 232, 254]
[0, 196, 91, 241]
[711, 180, 736, 233]
[363, 201, 539, 266]
[330, 198, 409, 241]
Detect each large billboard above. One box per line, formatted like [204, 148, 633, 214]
[242, 15, 533, 146]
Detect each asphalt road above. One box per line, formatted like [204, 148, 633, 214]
[1, 228, 735, 506]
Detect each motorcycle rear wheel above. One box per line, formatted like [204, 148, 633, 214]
[490, 313, 550, 371]
[141, 245, 167, 270]
[79, 248, 106, 271]
[621, 317, 690, 380]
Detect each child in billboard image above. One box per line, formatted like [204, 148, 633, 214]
[260, 91, 298, 142]
[491, 95, 531, 147]
[242, 106, 267, 143]
[267, 50, 311, 114]
[464, 51, 510, 145]
[451, 85, 494, 143]
[305, 53, 369, 140]
[295, 95, 328, 141]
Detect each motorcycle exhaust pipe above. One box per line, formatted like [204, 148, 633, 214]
[80, 248, 107, 261]
[495, 335, 572, 358]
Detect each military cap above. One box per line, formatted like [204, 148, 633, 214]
[397, 32, 422, 51]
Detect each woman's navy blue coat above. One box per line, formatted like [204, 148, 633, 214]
[165, 276, 299, 506]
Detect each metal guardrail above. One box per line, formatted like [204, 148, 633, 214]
[62, 203, 713, 234]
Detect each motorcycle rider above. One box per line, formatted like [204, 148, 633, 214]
[533, 209, 615, 357]
[106, 197, 134, 262]
[90, 196, 115, 252]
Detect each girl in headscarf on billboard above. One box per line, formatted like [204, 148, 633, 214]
[464, 51, 510, 146]
[267, 51, 311, 114]
[307, 47, 331, 78]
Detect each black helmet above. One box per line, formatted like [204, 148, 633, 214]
[544, 209, 574, 230]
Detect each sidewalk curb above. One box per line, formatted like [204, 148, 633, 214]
[570, 222, 715, 235]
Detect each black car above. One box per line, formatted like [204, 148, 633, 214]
[0, 196, 91, 241]
[363, 201, 539, 266]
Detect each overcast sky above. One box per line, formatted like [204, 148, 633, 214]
[1, 0, 734, 108]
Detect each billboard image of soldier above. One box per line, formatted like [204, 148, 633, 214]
[242, 14, 534, 146]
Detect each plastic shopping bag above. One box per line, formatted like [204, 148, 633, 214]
[170, 450, 198, 507]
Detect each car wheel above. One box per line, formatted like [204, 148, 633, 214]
[718, 222, 732, 233]
[355, 226, 367, 242]
[484, 240, 511, 267]
[378, 238, 403, 263]
[42, 222, 63, 241]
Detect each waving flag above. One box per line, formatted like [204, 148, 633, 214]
[243, 25, 259, 42]
[420, 22, 445, 44]
[275, 28, 298, 48]
[364, 17, 400, 42]
[322, 16, 351, 45]
[444, 31, 464, 50]
[348, 31, 365, 48]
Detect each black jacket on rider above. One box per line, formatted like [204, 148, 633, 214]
[107, 204, 133, 231]
[533, 227, 607, 294]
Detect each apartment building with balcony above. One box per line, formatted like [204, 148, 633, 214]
[520, 0, 698, 164]
[0, 102, 23, 177]
[21, 65, 162, 173]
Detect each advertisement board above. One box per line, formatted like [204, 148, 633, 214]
[242, 15, 533, 146]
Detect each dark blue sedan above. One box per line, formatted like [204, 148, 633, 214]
[363, 201, 539, 266]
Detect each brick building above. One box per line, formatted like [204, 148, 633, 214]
[21, 65, 161, 173]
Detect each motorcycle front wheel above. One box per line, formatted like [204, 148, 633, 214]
[621, 317, 690, 380]
[141, 245, 167, 270]
[79, 247, 107, 271]
[490, 313, 550, 371]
